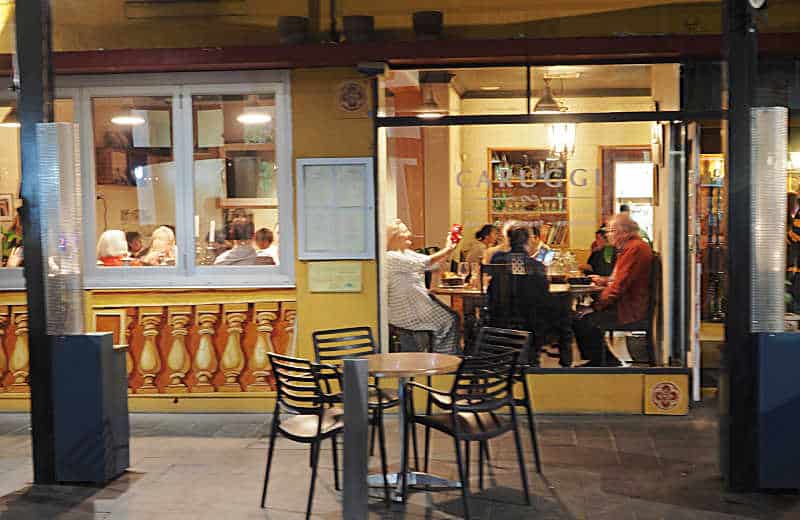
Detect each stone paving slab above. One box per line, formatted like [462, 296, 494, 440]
[0, 402, 798, 519]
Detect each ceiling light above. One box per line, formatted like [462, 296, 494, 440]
[479, 86, 501, 91]
[549, 123, 576, 160]
[416, 84, 447, 120]
[0, 108, 20, 128]
[111, 111, 146, 126]
[533, 78, 565, 114]
[237, 107, 272, 125]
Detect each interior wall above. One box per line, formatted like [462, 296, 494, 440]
[459, 97, 653, 254]
[0, 116, 19, 234]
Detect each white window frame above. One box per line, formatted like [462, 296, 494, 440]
[59, 70, 294, 289]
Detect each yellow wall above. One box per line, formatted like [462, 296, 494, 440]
[459, 97, 653, 252]
[291, 68, 379, 358]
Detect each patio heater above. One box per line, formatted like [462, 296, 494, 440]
[38, 123, 130, 483]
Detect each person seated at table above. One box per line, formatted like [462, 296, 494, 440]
[528, 224, 551, 263]
[464, 224, 498, 264]
[386, 219, 460, 354]
[254, 227, 279, 265]
[488, 223, 573, 366]
[97, 230, 129, 266]
[573, 213, 653, 367]
[141, 226, 177, 266]
[482, 220, 517, 264]
[581, 225, 616, 276]
[126, 231, 145, 259]
[214, 221, 260, 265]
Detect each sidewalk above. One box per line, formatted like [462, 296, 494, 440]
[0, 401, 797, 519]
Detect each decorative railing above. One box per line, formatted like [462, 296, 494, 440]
[0, 299, 296, 395]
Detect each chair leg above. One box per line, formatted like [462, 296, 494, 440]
[453, 437, 471, 520]
[510, 411, 531, 506]
[423, 425, 432, 473]
[331, 434, 340, 491]
[369, 418, 377, 457]
[400, 418, 411, 502]
[411, 422, 420, 471]
[520, 378, 542, 473]
[478, 441, 485, 490]
[481, 441, 492, 464]
[376, 407, 391, 506]
[306, 440, 321, 520]
[464, 441, 471, 485]
[260, 423, 278, 508]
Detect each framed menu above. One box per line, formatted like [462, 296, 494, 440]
[296, 157, 375, 260]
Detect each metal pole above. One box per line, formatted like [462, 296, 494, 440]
[721, 0, 759, 491]
[343, 359, 369, 519]
[15, 0, 56, 484]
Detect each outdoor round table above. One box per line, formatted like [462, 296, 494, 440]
[365, 352, 462, 501]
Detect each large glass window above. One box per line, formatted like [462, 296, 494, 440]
[75, 72, 293, 288]
[91, 96, 177, 268]
[191, 94, 279, 267]
[0, 98, 74, 287]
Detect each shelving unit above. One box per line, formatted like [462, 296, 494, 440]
[699, 154, 726, 322]
[487, 148, 569, 248]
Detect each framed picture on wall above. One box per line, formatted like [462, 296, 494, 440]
[0, 194, 12, 223]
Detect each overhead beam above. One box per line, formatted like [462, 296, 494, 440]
[0, 33, 796, 76]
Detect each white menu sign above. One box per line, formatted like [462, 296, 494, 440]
[297, 157, 375, 260]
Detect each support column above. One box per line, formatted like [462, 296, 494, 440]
[16, 0, 55, 483]
[721, 0, 758, 491]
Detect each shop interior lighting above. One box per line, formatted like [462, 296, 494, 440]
[535, 78, 575, 159]
[237, 106, 272, 125]
[790, 151, 800, 170]
[0, 107, 19, 128]
[416, 83, 446, 119]
[111, 109, 146, 126]
[533, 78, 564, 114]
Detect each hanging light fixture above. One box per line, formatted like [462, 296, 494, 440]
[0, 107, 20, 128]
[535, 77, 576, 159]
[237, 95, 272, 125]
[416, 83, 446, 120]
[549, 123, 576, 159]
[111, 107, 145, 126]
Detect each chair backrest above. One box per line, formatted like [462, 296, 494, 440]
[450, 349, 519, 415]
[268, 352, 327, 415]
[472, 326, 534, 365]
[481, 261, 542, 332]
[312, 327, 378, 364]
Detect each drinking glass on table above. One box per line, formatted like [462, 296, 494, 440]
[470, 262, 481, 289]
[457, 262, 470, 284]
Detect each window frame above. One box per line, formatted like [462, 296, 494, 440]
[65, 70, 294, 289]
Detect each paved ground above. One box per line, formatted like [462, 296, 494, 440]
[0, 401, 798, 519]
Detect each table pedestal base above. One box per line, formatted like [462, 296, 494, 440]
[368, 472, 462, 502]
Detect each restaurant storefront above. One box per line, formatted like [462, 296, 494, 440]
[0, 19, 797, 416]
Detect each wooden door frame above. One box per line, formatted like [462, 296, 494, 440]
[599, 146, 652, 225]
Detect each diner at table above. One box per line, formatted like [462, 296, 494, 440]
[573, 213, 654, 367]
[385, 219, 460, 354]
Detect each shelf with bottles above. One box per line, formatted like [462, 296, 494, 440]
[490, 211, 568, 216]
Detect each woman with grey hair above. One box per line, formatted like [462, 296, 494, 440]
[385, 219, 460, 353]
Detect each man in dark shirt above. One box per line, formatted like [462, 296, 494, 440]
[487, 223, 572, 367]
[583, 226, 616, 277]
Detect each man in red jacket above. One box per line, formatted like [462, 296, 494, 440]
[573, 213, 653, 367]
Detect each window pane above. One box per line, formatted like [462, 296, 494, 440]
[1, 99, 73, 269]
[192, 94, 279, 267]
[92, 96, 176, 267]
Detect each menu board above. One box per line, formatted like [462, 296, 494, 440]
[297, 157, 375, 260]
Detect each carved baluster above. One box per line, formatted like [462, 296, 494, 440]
[137, 308, 164, 394]
[9, 307, 29, 393]
[124, 310, 136, 394]
[248, 303, 278, 392]
[282, 302, 298, 357]
[167, 306, 192, 393]
[0, 307, 8, 390]
[192, 305, 219, 392]
[220, 304, 247, 392]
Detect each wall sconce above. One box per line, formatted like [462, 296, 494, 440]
[789, 151, 800, 170]
[549, 123, 575, 160]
